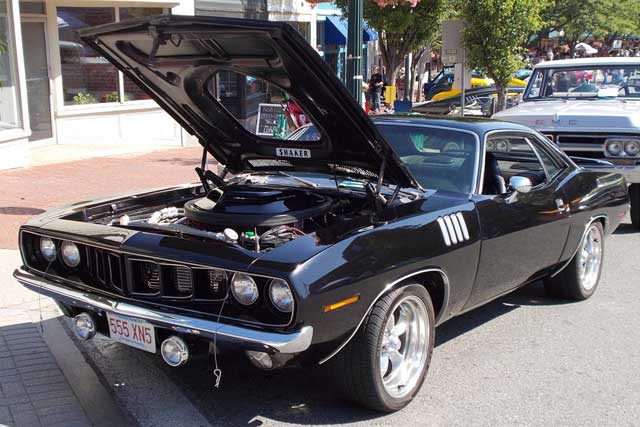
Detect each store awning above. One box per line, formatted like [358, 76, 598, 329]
[324, 15, 378, 46]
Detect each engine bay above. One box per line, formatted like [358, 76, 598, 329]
[104, 183, 374, 253]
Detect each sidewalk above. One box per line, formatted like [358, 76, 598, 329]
[0, 145, 205, 426]
[0, 145, 202, 249]
[0, 250, 131, 427]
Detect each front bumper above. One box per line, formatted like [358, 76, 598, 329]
[13, 268, 313, 354]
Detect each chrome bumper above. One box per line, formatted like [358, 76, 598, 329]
[13, 268, 313, 354]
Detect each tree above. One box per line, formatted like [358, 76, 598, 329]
[461, 0, 544, 112]
[334, 0, 444, 87]
[542, 0, 640, 50]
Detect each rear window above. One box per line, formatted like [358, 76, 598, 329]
[377, 124, 478, 193]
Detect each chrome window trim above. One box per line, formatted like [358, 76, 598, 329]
[374, 122, 481, 194]
[318, 267, 450, 365]
[19, 230, 295, 328]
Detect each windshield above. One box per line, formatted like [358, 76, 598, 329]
[377, 124, 478, 193]
[285, 123, 478, 193]
[525, 65, 640, 100]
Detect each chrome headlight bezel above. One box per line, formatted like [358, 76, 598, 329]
[605, 138, 640, 158]
[230, 273, 259, 306]
[60, 241, 81, 268]
[624, 140, 640, 157]
[268, 279, 294, 313]
[39, 237, 57, 262]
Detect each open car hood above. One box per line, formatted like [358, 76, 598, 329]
[80, 15, 419, 188]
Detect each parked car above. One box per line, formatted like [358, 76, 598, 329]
[424, 68, 526, 101]
[14, 16, 629, 413]
[412, 86, 524, 116]
[494, 57, 640, 228]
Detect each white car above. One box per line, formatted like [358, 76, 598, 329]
[494, 57, 640, 228]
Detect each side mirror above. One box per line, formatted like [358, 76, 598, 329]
[508, 176, 533, 194]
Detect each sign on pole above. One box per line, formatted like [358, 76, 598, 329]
[255, 103, 286, 137]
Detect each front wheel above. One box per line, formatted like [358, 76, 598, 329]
[544, 221, 605, 300]
[328, 284, 435, 412]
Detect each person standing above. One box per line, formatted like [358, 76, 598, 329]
[367, 66, 384, 113]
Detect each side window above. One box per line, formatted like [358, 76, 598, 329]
[528, 136, 565, 179]
[485, 135, 547, 190]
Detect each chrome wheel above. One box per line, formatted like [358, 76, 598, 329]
[379, 295, 429, 399]
[579, 225, 603, 291]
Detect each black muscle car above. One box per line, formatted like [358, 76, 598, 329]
[14, 16, 630, 412]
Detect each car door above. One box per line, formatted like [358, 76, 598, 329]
[465, 131, 572, 308]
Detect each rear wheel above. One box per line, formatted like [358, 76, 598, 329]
[544, 221, 604, 301]
[630, 184, 640, 230]
[328, 284, 435, 412]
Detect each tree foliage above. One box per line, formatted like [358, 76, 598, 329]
[334, 0, 444, 86]
[542, 0, 640, 47]
[461, 0, 544, 111]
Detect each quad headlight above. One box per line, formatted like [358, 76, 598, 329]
[605, 139, 640, 157]
[624, 140, 640, 157]
[60, 241, 81, 268]
[269, 279, 294, 313]
[605, 140, 624, 156]
[231, 273, 259, 305]
[39, 237, 57, 262]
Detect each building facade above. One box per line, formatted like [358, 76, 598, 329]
[0, 0, 201, 170]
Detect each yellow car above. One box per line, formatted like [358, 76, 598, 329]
[431, 76, 526, 101]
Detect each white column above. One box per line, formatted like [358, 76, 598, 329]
[172, 0, 195, 16]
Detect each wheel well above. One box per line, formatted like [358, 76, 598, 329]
[399, 271, 448, 322]
[595, 216, 607, 233]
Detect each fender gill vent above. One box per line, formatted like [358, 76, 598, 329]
[437, 213, 470, 247]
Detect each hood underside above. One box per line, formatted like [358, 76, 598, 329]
[79, 15, 418, 188]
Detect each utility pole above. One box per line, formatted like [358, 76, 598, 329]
[346, 0, 363, 105]
[404, 53, 412, 101]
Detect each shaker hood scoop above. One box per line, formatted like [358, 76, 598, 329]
[79, 15, 418, 188]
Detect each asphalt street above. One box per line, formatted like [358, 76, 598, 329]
[62, 216, 640, 427]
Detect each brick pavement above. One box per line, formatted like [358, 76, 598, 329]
[0, 322, 91, 427]
[0, 146, 203, 249]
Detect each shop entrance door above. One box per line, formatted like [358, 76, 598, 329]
[20, 19, 53, 142]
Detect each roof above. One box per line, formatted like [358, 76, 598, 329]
[534, 57, 640, 69]
[372, 115, 534, 135]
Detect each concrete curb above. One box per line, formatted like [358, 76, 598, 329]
[41, 317, 133, 427]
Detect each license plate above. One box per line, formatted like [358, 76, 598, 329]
[106, 312, 156, 353]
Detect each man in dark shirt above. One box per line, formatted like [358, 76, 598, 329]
[368, 66, 384, 112]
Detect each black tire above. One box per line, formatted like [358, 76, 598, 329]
[630, 184, 640, 230]
[327, 284, 435, 412]
[544, 221, 605, 301]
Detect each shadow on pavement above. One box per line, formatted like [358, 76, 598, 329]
[612, 221, 636, 235]
[0, 207, 46, 215]
[158, 281, 566, 426]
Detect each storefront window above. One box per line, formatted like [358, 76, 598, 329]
[58, 7, 116, 105]
[57, 6, 163, 105]
[0, 0, 22, 129]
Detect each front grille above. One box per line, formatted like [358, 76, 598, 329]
[20, 232, 291, 326]
[84, 247, 124, 293]
[131, 260, 161, 295]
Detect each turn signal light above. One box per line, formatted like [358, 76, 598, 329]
[323, 295, 360, 313]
